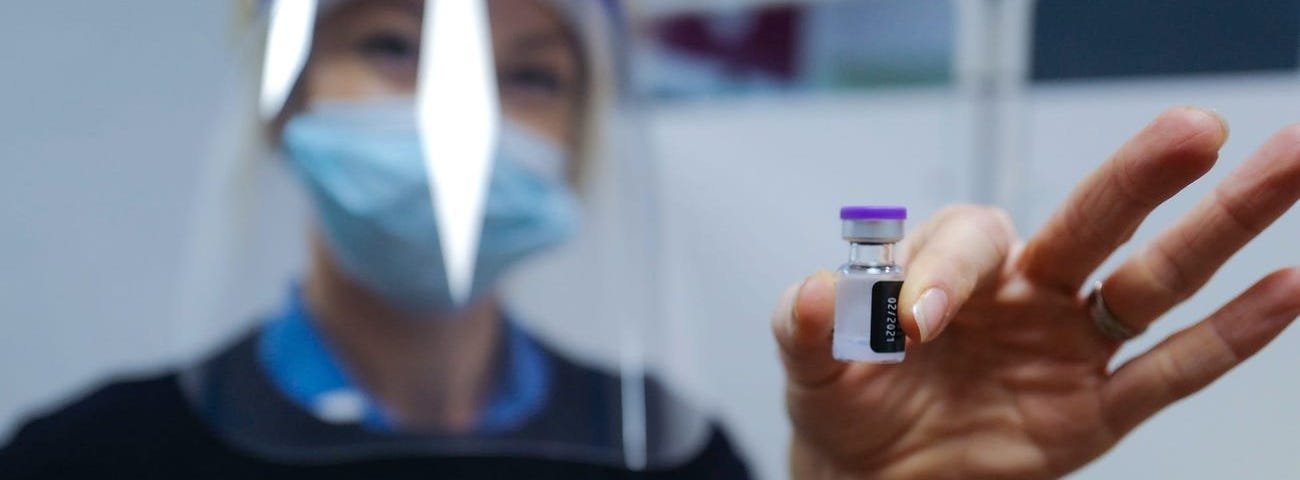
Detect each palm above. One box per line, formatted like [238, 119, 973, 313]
[799, 255, 1120, 478]
[776, 110, 1300, 479]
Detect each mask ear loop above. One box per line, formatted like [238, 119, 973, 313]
[416, 0, 500, 307]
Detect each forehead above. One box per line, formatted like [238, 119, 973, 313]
[488, 0, 567, 37]
[317, 0, 570, 37]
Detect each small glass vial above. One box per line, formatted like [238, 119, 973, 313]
[833, 206, 906, 363]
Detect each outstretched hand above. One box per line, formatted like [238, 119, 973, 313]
[774, 108, 1300, 479]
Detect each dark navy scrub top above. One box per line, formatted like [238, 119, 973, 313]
[0, 287, 752, 479]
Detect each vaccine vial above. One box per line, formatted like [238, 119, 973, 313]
[833, 206, 906, 363]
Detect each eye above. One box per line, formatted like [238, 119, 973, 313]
[356, 31, 420, 69]
[499, 64, 571, 98]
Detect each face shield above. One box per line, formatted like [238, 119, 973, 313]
[172, 0, 713, 469]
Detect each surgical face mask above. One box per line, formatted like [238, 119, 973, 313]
[281, 100, 580, 314]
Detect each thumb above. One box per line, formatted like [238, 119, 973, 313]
[772, 270, 845, 387]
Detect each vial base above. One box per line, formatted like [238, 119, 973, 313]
[833, 335, 905, 363]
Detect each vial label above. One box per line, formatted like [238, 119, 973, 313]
[870, 281, 904, 353]
[833, 274, 905, 362]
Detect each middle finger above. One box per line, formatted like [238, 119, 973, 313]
[1018, 107, 1227, 292]
[1100, 124, 1300, 334]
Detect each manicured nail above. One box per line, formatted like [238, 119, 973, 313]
[913, 288, 949, 342]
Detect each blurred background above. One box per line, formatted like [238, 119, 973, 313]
[1, 0, 1297, 478]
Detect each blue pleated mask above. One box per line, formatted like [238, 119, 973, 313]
[282, 100, 579, 314]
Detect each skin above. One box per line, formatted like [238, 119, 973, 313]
[290, 0, 582, 431]
[774, 108, 1300, 478]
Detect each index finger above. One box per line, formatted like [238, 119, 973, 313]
[1018, 107, 1228, 292]
[898, 205, 1017, 342]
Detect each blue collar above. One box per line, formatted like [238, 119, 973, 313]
[257, 286, 551, 432]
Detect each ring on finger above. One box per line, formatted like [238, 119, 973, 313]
[1088, 280, 1138, 341]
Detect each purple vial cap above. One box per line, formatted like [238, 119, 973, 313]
[840, 206, 907, 220]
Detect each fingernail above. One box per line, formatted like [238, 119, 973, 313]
[790, 271, 835, 337]
[777, 284, 799, 338]
[913, 288, 949, 342]
[1185, 106, 1230, 140]
[1202, 107, 1230, 139]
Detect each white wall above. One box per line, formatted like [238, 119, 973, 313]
[0, 0, 234, 434]
[3, 3, 1299, 480]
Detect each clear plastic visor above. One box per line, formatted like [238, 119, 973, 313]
[173, 0, 712, 469]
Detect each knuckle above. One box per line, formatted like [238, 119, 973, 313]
[1065, 198, 1128, 250]
[948, 254, 983, 291]
[1114, 154, 1164, 208]
[1212, 185, 1268, 235]
[975, 206, 1016, 241]
[966, 209, 1015, 257]
[1152, 351, 1199, 401]
[935, 203, 981, 220]
[989, 206, 1016, 232]
[1142, 241, 1196, 303]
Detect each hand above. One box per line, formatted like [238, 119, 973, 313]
[773, 108, 1300, 479]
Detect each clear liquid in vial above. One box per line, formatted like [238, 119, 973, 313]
[833, 263, 905, 363]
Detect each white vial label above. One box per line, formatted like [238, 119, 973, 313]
[833, 275, 905, 363]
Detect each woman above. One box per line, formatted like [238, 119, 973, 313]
[2, 0, 749, 478]
[5, 1, 1300, 479]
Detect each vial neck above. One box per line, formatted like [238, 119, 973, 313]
[848, 242, 895, 267]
